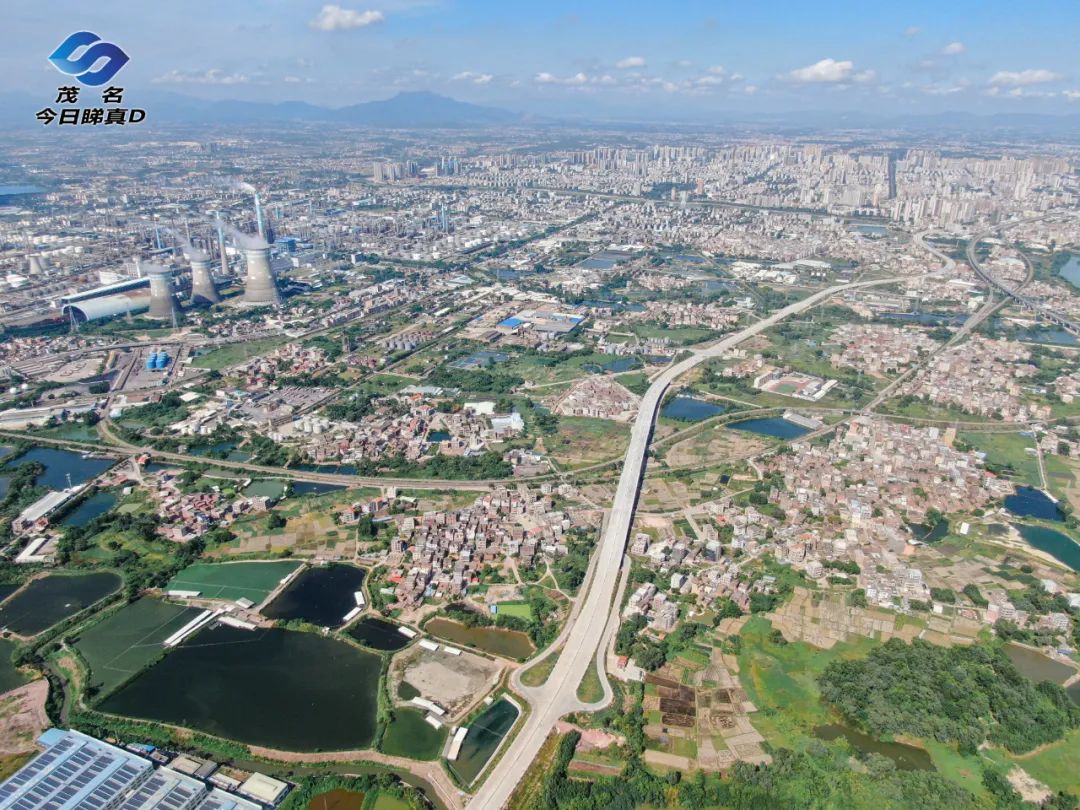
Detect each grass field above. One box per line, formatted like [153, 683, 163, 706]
[190, 337, 287, 371]
[0, 639, 30, 694]
[543, 416, 630, 469]
[166, 560, 302, 601]
[736, 616, 878, 747]
[380, 707, 446, 761]
[984, 729, 1080, 795]
[576, 659, 604, 703]
[494, 602, 531, 619]
[521, 649, 560, 688]
[958, 431, 1041, 487]
[73, 598, 201, 698]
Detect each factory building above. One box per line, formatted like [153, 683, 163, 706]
[0, 729, 272, 810]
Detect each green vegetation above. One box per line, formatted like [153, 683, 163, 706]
[548, 528, 597, 594]
[190, 337, 287, 370]
[820, 638, 1080, 754]
[0, 638, 30, 693]
[576, 659, 604, 703]
[521, 649, 561, 688]
[278, 775, 426, 810]
[956, 431, 1041, 486]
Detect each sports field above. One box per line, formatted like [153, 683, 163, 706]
[74, 598, 201, 698]
[166, 560, 302, 602]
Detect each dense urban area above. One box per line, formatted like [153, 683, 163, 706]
[0, 105, 1079, 810]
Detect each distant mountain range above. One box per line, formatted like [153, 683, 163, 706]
[1, 89, 1079, 133]
[0, 90, 524, 128]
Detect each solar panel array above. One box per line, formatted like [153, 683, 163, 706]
[0, 732, 152, 810]
[0, 733, 263, 810]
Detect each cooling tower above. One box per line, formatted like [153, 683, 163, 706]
[145, 266, 179, 321]
[241, 246, 281, 307]
[189, 256, 220, 305]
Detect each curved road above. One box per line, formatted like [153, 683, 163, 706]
[470, 273, 916, 809]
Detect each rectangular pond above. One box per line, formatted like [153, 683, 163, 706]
[0, 572, 120, 636]
[166, 560, 303, 602]
[424, 618, 534, 660]
[347, 617, 412, 651]
[262, 564, 366, 628]
[100, 624, 381, 751]
[728, 417, 811, 439]
[448, 698, 520, 785]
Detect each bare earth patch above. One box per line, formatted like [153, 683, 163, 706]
[0, 680, 49, 755]
[393, 646, 502, 719]
[1008, 767, 1051, 804]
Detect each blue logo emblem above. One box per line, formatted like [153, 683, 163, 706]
[48, 32, 129, 86]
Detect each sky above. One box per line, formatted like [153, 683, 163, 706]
[4, 0, 1080, 119]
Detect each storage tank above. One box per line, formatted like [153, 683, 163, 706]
[146, 352, 158, 370]
[155, 351, 169, 369]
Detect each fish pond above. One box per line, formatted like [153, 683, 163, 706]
[381, 707, 446, 760]
[661, 396, 725, 422]
[60, 491, 117, 528]
[101, 624, 381, 751]
[1004, 487, 1064, 522]
[262, 564, 366, 628]
[306, 789, 365, 810]
[74, 597, 201, 697]
[289, 480, 346, 496]
[728, 417, 811, 439]
[1003, 643, 1077, 685]
[448, 699, 520, 784]
[0, 572, 120, 636]
[1012, 524, 1080, 572]
[424, 618, 534, 660]
[7, 447, 115, 490]
[348, 617, 412, 651]
[166, 560, 303, 602]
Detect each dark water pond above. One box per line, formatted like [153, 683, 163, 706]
[8, 447, 115, 490]
[61, 491, 117, 527]
[290, 481, 345, 496]
[101, 624, 381, 751]
[1004, 487, 1064, 522]
[262, 564, 366, 628]
[449, 699, 520, 784]
[729, 417, 810, 439]
[1003, 643, 1076, 685]
[662, 396, 725, 422]
[348, 617, 411, 651]
[0, 572, 120, 635]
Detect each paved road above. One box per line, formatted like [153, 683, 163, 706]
[469, 274, 914, 810]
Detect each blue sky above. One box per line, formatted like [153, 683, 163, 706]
[4, 0, 1080, 116]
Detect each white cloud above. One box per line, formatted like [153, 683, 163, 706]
[941, 41, 965, 55]
[452, 71, 494, 85]
[153, 68, 249, 85]
[706, 65, 726, 76]
[615, 56, 646, 69]
[309, 5, 384, 32]
[853, 69, 877, 83]
[1065, 90, 1080, 101]
[741, 84, 758, 95]
[534, 71, 589, 85]
[786, 58, 855, 83]
[904, 25, 921, 36]
[989, 68, 1063, 86]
